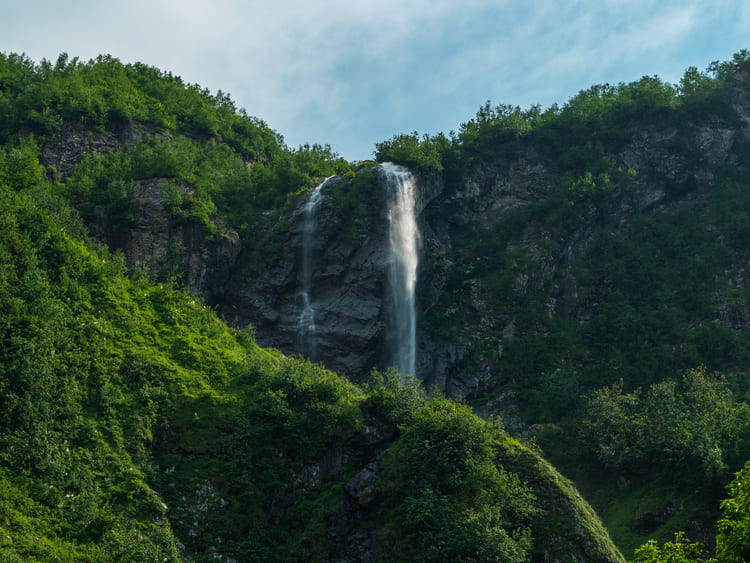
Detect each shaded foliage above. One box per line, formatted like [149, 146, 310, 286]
[581, 368, 750, 479]
[633, 461, 750, 562]
[382, 399, 536, 561]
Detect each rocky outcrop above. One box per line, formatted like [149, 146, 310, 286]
[87, 177, 240, 299]
[40, 120, 240, 299]
[411, 95, 749, 399]
[41, 121, 166, 178]
[217, 168, 445, 383]
[218, 174, 386, 379]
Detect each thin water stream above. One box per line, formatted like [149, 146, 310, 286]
[297, 177, 331, 360]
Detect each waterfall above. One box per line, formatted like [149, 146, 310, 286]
[381, 163, 419, 376]
[297, 177, 331, 361]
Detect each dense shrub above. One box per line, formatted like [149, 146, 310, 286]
[581, 368, 750, 479]
[383, 399, 536, 561]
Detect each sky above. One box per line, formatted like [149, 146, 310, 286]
[3, 1, 749, 161]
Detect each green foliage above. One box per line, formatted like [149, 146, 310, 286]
[715, 461, 750, 562]
[0, 138, 45, 190]
[263, 357, 363, 454]
[327, 166, 383, 241]
[0, 51, 282, 159]
[453, 101, 548, 169]
[383, 398, 536, 561]
[581, 368, 750, 479]
[632, 532, 708, 563]
[375, 131, 448, 177]
[707, 49, 750, 82]
[57, 132, 353, 242]
[4, 46, 750, 561]
[365, 368, 426, 426]
[0, 144, 552, 561]
[0, 50, 353, 240]
[0, 145, 366, 560]
[437, 53, 745, 190]
[0, 158, 180, 558]
[633, 460, 750, 562]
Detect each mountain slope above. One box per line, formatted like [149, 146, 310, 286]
[0, 53, 624, 562]
[210, 52, 750, 555]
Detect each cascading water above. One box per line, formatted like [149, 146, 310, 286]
[297, 177, 331, 361]
[381, 163, 419, 376]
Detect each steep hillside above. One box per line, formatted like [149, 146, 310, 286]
[0, 179, 623, 562]
[200, 52, 750, 555]
[4, 48, 750, 559]
[0, 53, 626, 561]
[379, 53, 750, 554]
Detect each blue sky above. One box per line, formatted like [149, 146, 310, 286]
[3, 1, 749, 161]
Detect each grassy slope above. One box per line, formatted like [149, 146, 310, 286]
[0, 149, 623, 560]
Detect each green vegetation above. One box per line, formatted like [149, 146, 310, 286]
[3, 45, 750, 561]
[0, 69, 357, 558]
[375, 131, 449, 178]
[0, 52, 278, 158]
[0, 88, 620, 560]
[581, 368, 750, 479]
[382, 398, 537, 561]
[375, 50, 750, 189]
[0, 157, 181, 559]
[0, 52, 352, 240]
[632, 461, 750, 562]
[0, 139, 378, 560]
[374, 50, 750, 556]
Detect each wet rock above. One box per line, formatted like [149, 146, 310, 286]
[345, 462, 381, 508]
[217, 171, 437, 382]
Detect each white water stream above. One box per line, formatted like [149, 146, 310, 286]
[381, 163, 419, 376]
[297, 177, 331, 360]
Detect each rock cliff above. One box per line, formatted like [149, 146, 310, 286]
[65, 69, 750, 403]
[39, 73, 749, 430]
[88, 177, 240, 301]
[205, 75, 749, 404]
[217, 168, 420, 381]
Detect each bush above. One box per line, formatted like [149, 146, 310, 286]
[383, 398, 536, 561]
[365, 368, 426, 426]
[581, 368, 750, 478]
[375, 131, 448, 177]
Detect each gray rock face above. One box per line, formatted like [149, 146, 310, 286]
[409, 84, 750, 398]
[219, 176, 382, 379]
[87, 177, 240, 300]
[41, 121, 164, 178]
[218, 169, 443, 382]
[345, 462, 381, 508]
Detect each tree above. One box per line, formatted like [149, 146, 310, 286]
[374, 131, 447, 177]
